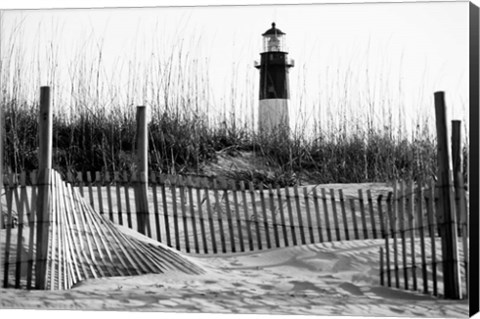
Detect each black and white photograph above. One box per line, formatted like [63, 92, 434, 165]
[0, 0, 478, 318]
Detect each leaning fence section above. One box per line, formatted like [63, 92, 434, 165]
[379, 179, 469, 299]
[1, 170, 206, 290]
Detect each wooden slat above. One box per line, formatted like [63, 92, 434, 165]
[312, 188, 324, 243]
[383, 193, 391, 287]
[114, 172, 124, 226]
[150, 173, 161, 242]
[223, 182, 236, 253]
[339, 189, 349, 241]
[170, 175, 181, 251]
[294, 185, 306, 245]
[95, 172, 105, 217]
[105, 172, 114, 222]
[259, 184, 272, 249]
[76, 172, 84, 197]
[213, 179, 226, 253]
[122, 172, 133, 229]
[232, 181, 245, 252]
[416, 183, 428, 294]
[204, 183, 217, 254]
[86, 171, 95, 210]
[329, 189, 341, 241]
[159, 175, 171, 247]
[179, 176, 190, 253]
[377, 194, 386, 239]
[285, 186, 297, 246]
[407, 180, 417, 291]
[399, 181, 409, 290]
[426, 181, 438, 296]
[240, 181, 254, 251]
[14, 172, 27, 288]
[358, 189, 368, 239]
[276, 184, 289, 247]
[49, 172, 58, 290]
[321, 188, 333, 242]
[387, 188, 400, 289]
[249, 182, 262, 250]
[367, 189, 377, 238]
[53, 175, 64, 289]
[186, 177, 200, 254]
[269, 184, 280, 248]
[380, 247, 384, 286]
[303, 187, 315, 244]
[349, 198, 359, 240]
[62, 182, 73, 289]
[195, 183, 208, 253]
[26, 171, 38, 289]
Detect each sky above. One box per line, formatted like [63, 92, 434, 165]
[0, 1, 470, 136]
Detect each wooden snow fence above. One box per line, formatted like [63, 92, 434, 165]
[1, 170, 204, 290]
[379, 93, 470, 300]
[379, 179, 469, 299]
[33, 170, 396, 255]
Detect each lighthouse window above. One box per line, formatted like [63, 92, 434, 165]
[267, 36, 280, 52]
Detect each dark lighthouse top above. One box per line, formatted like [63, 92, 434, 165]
[256, 22, 294, 100]
[261, 22, 286, 52]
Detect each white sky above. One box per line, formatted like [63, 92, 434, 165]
[0, 1, 470, 136]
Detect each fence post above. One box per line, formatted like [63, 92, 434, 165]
[434, 91, 461, 299]
[451, 120, 463, 232]
[134, 106, 150, 236]
[451, 120, 469, 297]
[35, 86, 53, 289]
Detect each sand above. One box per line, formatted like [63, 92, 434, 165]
[0, 236, 468, 317]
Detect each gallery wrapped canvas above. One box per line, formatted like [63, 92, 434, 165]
[0, 1, 478, 318]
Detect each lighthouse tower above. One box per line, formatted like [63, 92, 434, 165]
[255, 22, 294, 133]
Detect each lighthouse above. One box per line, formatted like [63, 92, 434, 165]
[255, 22, 294, 133]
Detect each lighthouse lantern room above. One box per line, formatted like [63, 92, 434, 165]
[255, 22, 294, 133]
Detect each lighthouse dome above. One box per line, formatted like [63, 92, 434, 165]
[262, 22, 286, 36]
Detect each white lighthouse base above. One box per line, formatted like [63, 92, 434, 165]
[258, 99, 290, 134]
